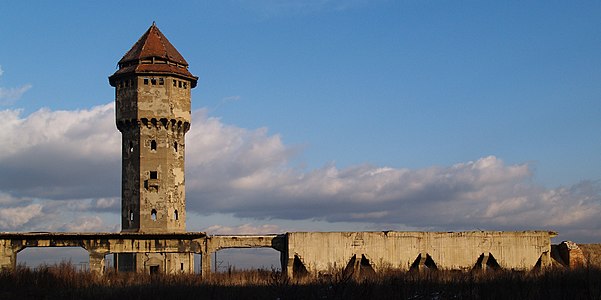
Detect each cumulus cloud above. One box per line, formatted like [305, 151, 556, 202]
[0, 204, 43, 229]
[0, 103, 120, 199]
[205, 224, 283, 235]
[0, 103, 599, 241]
[0, 65, 32, 105]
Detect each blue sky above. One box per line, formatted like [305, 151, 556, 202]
[1, 1, 600, 267]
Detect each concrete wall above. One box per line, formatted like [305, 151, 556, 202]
[0, 232, 206, 275]
[284, 231, 555, 278]
[0, 231, 557, 278]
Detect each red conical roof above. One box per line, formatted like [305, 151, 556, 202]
[119, 22, 188, 66]
[109, 23, 197, 87]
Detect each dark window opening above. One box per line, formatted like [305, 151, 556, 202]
[173, 80, 177, 87]
[178, 81, 182, 88]
[149, 265, 159, 274]
[150, 171, 158, 179]
[410, 253, 438, 271]
[144, 78, 149, 85]
[151, 209, 157, 221]
[174, 210, 179, 220]
[181, 263, 184, 271]
[174, 141, 178, 152]
[150, 140, 157, 151]
[473, 253, 501, 271]
[151, 78, 157, 85]
[159, 78, 164, 85]
[183, 82, 187, 89]
[293, 255, 309, 278]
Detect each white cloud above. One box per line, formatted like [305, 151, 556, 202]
[64, 216, 116, 232]
[0, 204, 43, 229]
[205, 224, 283, 235]
[0, 66, 32, 105]
[0, 103, 599, 242]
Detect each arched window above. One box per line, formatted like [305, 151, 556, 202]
[151, 209, 157, 221]
[150, 140, 157, 151]
[174, 210, 179, 221]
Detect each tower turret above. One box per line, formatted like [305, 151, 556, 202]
[110, 23, 197, 234]
[109, 23, 197, 273]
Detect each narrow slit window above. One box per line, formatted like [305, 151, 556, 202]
[174, 141, 178, 152]
[129, 142, 134, 153]
[150, 171, 158, 179]
[174, 210, 179, 220]
[129, 210, 134, 221]
[178, 81, 182, 88]
[150, 140, 157, 151]
[180, 263, 184, 271]
[151, 209, 157, 221]
[173, 79, 177, 87]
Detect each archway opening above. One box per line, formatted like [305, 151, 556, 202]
[212, 248, 281, 273]
[18, 247, 90, 271]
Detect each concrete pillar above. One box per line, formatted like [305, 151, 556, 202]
[89, 252, 106, 275]
[0, 240, 18, 271]
[201, 251, 211, 279]
[481, 254, 490, 271]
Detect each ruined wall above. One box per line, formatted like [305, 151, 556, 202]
[285, 231, 554, 277]
[116, 75, 191, 233]
[0, 233, 206, 275]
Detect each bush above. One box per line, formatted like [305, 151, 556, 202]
[0, 262, 599, 299]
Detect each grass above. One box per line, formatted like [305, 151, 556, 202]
[1, 262, 600, 299]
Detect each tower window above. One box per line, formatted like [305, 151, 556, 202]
[159, 78, 164, 85]
[178, 81, 182, 88]
[151, 78, 157, 85]
[151, 209, 157, 221]
[183, 82, 187, 89]
[144, 78, 149, 85]
[150, 140, 157, 151]
[174, 210, 179, 220]
[150, 171, 158, 179]
[173, 80, 177, 87]
[129, 210, 134, 221]
[173, 141, 178, 152]
[129, 142, 134, 153]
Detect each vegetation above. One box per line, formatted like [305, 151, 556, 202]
[1, 262, 600, 299]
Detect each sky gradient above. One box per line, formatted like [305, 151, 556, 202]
[1, 1, 600, 267]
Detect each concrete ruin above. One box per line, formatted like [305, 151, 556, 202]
[0, 231, 556, 277]
[0, 23, 575, 278]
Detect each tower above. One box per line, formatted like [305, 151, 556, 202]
[109, 23, 198, 273]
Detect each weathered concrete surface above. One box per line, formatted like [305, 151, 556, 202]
[1, 231, 559, 278]
[0, 232, 206, 275]
[284, 231, 556, 278]
[553, 241, 585, 269]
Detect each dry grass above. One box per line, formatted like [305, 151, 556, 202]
[1, 262, 600, 299]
